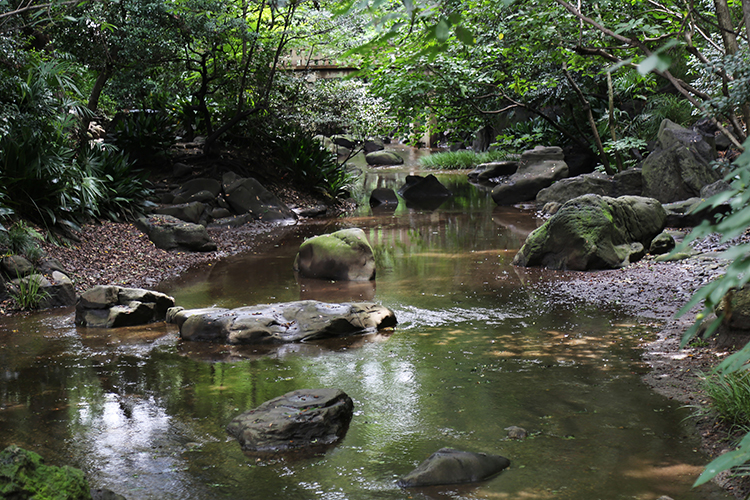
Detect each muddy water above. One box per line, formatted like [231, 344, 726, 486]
[0, 164, 732, 499]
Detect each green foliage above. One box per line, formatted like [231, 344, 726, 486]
[494, 117, 562, 154]
[0, 57, 96, 228]
[79, 143, 154, 221]
[630, 94, 694, 141]
[8, 274, 50, 310]
[0, 221, 45, 261]
[419, 150, 509, 170]
[269, 124, 355, 198]
[274, 77, 396, 140]
[106, 110, 176, 167]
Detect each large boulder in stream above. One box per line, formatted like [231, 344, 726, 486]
[169, 300, 396, 344]
[513, 194, 666, 270]
[294, 228, 376, 281]
[0, 445, 92, 499]
[641, 119, 720, 203]
[492, 146, 569, 205]
[75, 285, 176, 328]
[398, 448, 511, 488]
[226, 388, 354, 455]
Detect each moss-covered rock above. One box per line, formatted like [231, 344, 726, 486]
[513, 194, 666, 270]
[294, 228, 376, 281]
[0, 445, 92, 500]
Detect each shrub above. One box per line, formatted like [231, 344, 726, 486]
[106, 109, 176, 167]
[269, 124, 356, 198]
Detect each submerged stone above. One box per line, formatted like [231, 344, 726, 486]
[398, 448, 510, 487]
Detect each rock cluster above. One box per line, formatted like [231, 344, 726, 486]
[140, 171, 297, 251]
[0, 255, 76, 309]
[168, 300, 396, 344]
[75, 285, 175, 328]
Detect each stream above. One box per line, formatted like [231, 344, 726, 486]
[0, 146, 734, 499]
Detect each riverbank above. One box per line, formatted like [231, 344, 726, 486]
[15, 211, 750, 498]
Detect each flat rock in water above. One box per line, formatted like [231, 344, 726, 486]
[398, 448, 510, 487]
[171, 300, 396, 344]
[226, 388, 354, 455]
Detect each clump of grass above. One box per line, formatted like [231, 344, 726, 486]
[419, 150, 510, 170]
[702, 371, 750, 427]
[8, 274, 50, 310]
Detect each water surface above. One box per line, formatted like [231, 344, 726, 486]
[0, 165, 731, 499]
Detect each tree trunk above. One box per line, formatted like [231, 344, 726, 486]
[563, 64, 614, 175]
[715, 0, 749, 137]
[87, 67, 112, 112]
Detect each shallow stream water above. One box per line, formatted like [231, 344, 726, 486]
[0, 148, 734, 499]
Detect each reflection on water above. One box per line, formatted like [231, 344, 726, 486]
[0, 162, 732, 499]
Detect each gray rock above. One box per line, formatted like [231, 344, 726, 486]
[700, 180, 732, 199]
[187, 190, 216, 204]
[173, 300, 396, 344]
[172, 162, 192, 177]
[172, 178, 221, 203]
[469, 161, 518, 182]
[1, 255, 34, 279]
[222, 174, 296, 222]
[39, 271, 76, 308]
[294, 228, 376, 281]
[505, 426, 527, 439]
[38, 257, 67, 275]
[75, 285, 175, 328]
[135, 214, 217, 252]
[716, 285, 750, 331]
[398, 448, 511, 487]
[492, 146, 569, 205]
[154, 201, 207, 224]
[226, 389, 354, 455]
[366, 150, 404, 166]
[536, 172, 613, 205]
[364, 138, 385, 153]
[370, 188, 399, 208]
[649, 231, 676, 255]
[612, 168, 643, 197]
[332, 134, 357, 149]
[397, 175, 452, 209]
[662, 197, 731, 228]
[513, 194, 666, 270]
[642, 119, 720, 202]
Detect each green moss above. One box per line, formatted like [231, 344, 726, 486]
[0, 445, 92, 500]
